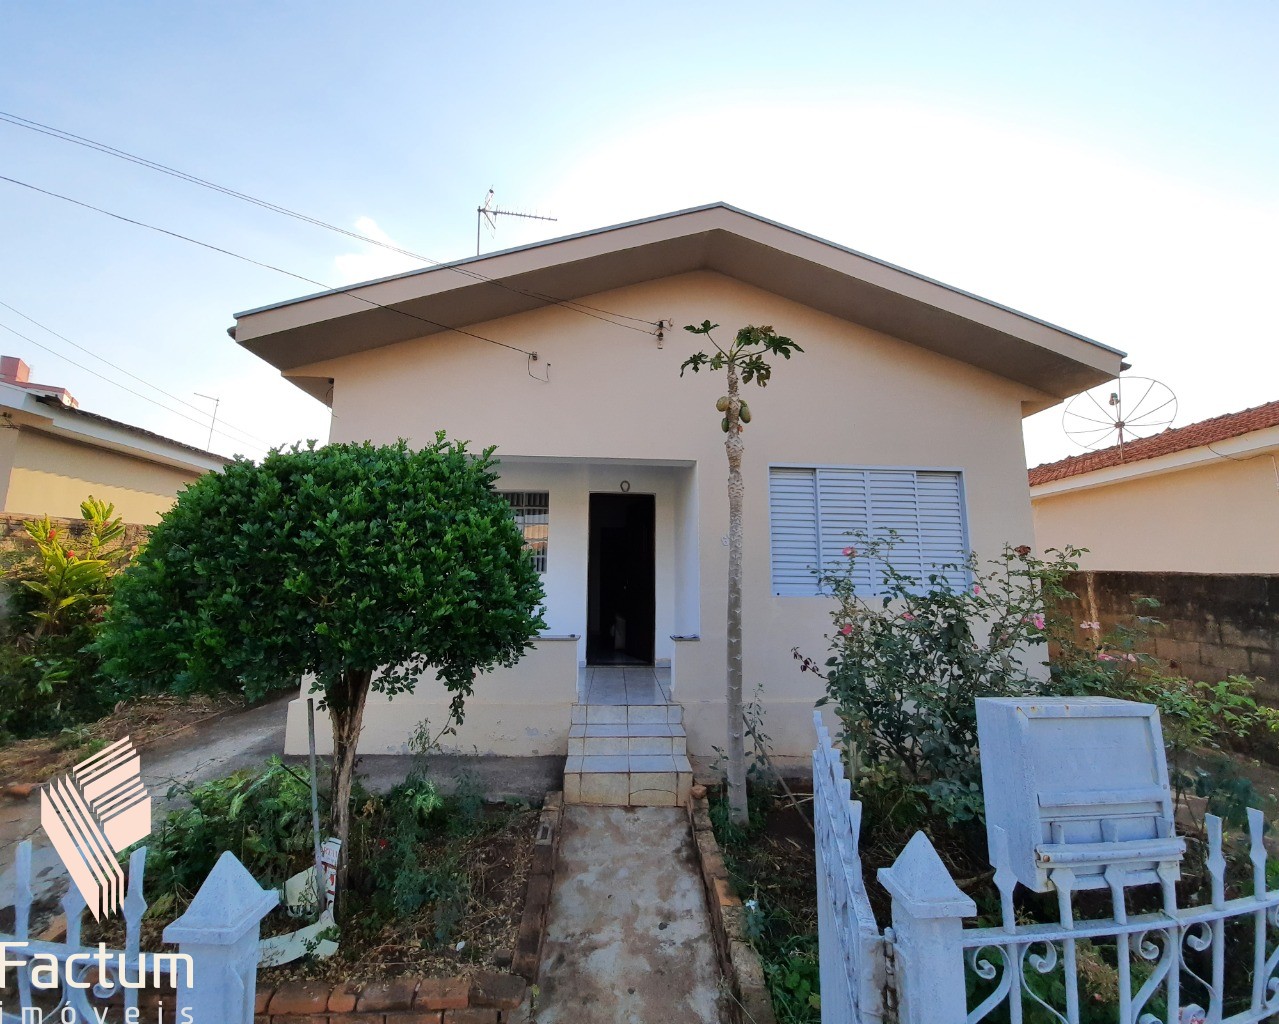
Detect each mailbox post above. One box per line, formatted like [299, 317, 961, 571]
[976, 696, 1185, 910]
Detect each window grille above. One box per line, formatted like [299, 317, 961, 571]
[499, 490, 549, 573]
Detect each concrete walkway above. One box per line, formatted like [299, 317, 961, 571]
[533, 805, 726, 1024]
[0, 692, 294, 933]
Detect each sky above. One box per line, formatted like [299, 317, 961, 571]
[1, 2, 1275, 465]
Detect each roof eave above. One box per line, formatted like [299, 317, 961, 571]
[233, 203, 1125, 405]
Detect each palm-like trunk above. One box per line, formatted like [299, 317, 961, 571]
[724, 365, 748, 825]
[328, 667, 372, 916]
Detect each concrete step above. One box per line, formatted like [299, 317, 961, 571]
[563, 754, 694, 808]
[568, 722, 688, 757]
[564, 703, 693, 807]
[569, 703, 683, 726]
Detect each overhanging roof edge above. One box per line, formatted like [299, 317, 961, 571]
[231, 202, 1126, 362]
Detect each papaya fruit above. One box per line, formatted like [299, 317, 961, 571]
[721, 417, 730, 432]
[739, 401, 752, 423]
[715, 395, 731, 412]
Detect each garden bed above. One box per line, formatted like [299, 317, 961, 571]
[262, 801, 541, 984]
[706, 783, 819, 1024]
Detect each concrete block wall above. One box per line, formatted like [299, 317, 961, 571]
[1058, 570, 1278, 700]
[0, 509, 151, 548]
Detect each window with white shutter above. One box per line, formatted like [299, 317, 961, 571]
[768, 467, 969, 596]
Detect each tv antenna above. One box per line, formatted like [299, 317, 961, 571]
[1062, 376, 1177, 458]
[194, 392, 220, 450]
[476, 188, 557, 255]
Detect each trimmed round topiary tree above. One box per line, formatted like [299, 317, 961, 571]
[98, 435, 545, 907]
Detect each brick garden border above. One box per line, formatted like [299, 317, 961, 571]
[687, 785, 778, 1024]
[251, 790, 565, 1023]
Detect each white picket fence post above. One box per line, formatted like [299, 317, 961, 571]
[162, 850, 279, 1024]
[877, 833, 975, 1024]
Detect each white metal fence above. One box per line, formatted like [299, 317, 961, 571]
[1, 839, 277, 1024]
[812, 711, 1279, 1024]
[813, 711, 890, 1024]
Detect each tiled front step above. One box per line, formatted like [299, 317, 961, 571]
[564, 703, 693, 806]
[568, 722, 688, 756]
[563, 755, 694, 807]
[569, 703, 683, 725]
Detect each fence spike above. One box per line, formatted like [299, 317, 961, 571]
[1052, 866, 1077, 931]
[1206, 814, 1226, 910]
[14, 840, 32, 941]
[991, 826, 1018, 932]
[1248, 807, 1266, 898]
[1104, 864, 1129, 926]
[124, 846, 148, 961]
[62, 884, 86, 947]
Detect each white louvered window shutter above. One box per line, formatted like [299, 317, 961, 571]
[769, 468, 820, 595]
[769, 466, 969, 596]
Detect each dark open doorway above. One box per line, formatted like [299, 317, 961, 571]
[586, 493, 656, 665]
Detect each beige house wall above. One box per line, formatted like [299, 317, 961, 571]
[4, 429, 201, 524]
[282, 270, 1043, 758]
[1032, 454, 1279, 574]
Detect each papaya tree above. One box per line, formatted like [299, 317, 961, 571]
[97, 437, 545, 908]
[681, 322, 802, 824]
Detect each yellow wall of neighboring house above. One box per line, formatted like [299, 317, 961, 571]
[2, 429, 202, 525]
[1032, 453, 1279, 574]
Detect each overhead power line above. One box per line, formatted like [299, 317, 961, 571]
[0, 298, 274, 450]
[0, 110, 659, 335]
[0, 320, 269, 456]
[0, 173, 545, 359]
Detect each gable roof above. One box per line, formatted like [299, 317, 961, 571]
[1029, 399, 1279, 487]
[232, 202, 1125, 409]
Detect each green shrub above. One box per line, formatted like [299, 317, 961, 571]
[0, 498, 133, 741]
[800, 538, 1072, 828]
[145, 757, 316, 902]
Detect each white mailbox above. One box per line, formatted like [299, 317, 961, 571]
[976, 696, 1184, 893]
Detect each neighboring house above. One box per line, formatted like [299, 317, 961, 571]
[234, 202, 1123, 781]
[1030, 400, 1279, 701]
[0, 356, 230, 527]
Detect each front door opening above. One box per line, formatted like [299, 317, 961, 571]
[586, 493, 655, 665]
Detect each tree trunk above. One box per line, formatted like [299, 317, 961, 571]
[328, 667, 372, 918]
[725, 366, 748, 825]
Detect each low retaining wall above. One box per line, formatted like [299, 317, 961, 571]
[686, 786, 777, 1024]
[252, 971, 527, 1022]
[1060, 570, 1278, 698]
[250, 790, 563, 1024]
[0, 510, 151, 547]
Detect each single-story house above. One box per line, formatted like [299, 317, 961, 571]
[0, 356, 230, 527]
[1030, 400, 1279, 700]
[234, 203, 1123, 802]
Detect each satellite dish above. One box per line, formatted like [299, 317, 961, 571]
[1062, 376, 1177, 454]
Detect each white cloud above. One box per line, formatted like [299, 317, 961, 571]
[332, 216, 426, 286]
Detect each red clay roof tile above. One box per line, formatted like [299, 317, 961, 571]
[1029, 399, 1279, 486]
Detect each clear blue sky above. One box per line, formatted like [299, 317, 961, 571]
[2, 2, 1275, 462]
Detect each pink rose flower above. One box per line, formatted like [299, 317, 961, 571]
[839, 623, 853, 636]
[901, 612, 916, 622]
[1097, 653, 1118, 662]
[1032, 613, 1045, 630]
[842, 547, 855, 557]
[972, 584, 982, 596]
